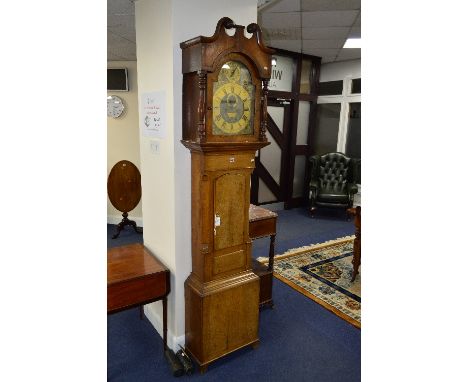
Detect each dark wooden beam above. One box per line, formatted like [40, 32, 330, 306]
[256, 159, 282, 200]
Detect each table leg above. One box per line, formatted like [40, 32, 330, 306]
[163, 297, 168, 351]
[351, 229, 361, 281]
[351, 206, 361, 282]
[268, 234, 276, 272]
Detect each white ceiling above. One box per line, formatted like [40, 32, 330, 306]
[107, 0, 361, 63]
[107, 0, 136, 60]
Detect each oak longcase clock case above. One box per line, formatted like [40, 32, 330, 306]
[181, 17, 274, 372]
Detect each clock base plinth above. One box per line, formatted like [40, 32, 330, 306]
[184, 271, 260, 372]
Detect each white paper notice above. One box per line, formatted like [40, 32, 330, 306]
[140, 91, 166, 138]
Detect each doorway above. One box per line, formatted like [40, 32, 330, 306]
[251, 99, 291, 206]
[250, 49, 321, 210]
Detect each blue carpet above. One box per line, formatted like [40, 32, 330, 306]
[108, 207, 360, 381]
[107, 224, 143, 249]
[252, 207, 355, 260]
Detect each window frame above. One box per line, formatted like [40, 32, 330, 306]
[317, 75, 361, 154]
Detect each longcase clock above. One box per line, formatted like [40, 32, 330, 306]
[180, 17, 274, 373]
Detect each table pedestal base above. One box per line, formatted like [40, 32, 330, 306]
[112, 212, 143, 239]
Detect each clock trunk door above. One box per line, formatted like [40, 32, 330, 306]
[213, 173, 246, 251]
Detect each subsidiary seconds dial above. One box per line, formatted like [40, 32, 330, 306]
[107, 95, 125, 118]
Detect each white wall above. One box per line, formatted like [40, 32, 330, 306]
[135, 0, 258, 349]
[135, 0, 178, 346]
[107, 61, 142, 225]
[320, 59, 361, 82]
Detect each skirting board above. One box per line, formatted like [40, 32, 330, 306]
[257, 202, 284, 211]
[143, 304, 185, 351]
[107, 214, 143, 227]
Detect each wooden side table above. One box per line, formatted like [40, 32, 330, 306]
[249, 204, 278, 308]
[107, 243, 170, 350]
[347, 206, 361, 282]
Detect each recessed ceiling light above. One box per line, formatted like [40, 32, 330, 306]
[343, 38, 361, 49]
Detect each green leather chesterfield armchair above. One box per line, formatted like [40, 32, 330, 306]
[309, 152, 360, 217]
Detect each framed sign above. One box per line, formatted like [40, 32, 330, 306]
[140, 90, 166, 138]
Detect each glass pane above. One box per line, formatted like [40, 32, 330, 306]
[269, 55, 294, 92]
[258, 178, 277, 203]
[351, 78, 361, 94]
[318, 80, 343, 96]
[312, 103, 340, 155]
[296, 101, 310, 145]
[345, 102, 361, 159]
[293, 155, 306, 198]
[300, 59, 311, 94]
[261, 130, 282, 184]
[213, 61, 254, 135]
[267, 105, 284, 133]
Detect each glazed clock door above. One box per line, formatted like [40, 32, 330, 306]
[212, 61, 255, 136]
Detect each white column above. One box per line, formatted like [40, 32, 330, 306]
[135, 0, 257, 350]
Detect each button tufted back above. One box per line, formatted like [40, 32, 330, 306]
[318, 153, 351, 192]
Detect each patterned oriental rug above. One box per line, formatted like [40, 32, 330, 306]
[259, 236, 360, 328]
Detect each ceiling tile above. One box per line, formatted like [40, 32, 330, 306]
[302, 39, 346, 49]
[108, 14, 135, 30]
[335, 48, 361, 61]
[107, 48, 136, 61]
[260, 12, 301, 29]
[107, 32, 136, 61]
[348, 26, 361, 39]
[107, 0, 134, 15]
[321, 56, 337, 63]
[302, 47, 340, 58]
[263, 27, 301, 41]
[302, 27, 349, 39]
[107, 52, 127, 61]
[262, 0, 300, 12]
[108, 13, 136, 43]
[354, 12, 361, 26]
[267, 39, 302, 52]
[301, 10, 359, 27]
[301, 0, 360, 12]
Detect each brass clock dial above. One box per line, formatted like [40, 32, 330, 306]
[213, 61, 254, 135]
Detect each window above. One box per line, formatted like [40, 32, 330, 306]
[345, 103, 361, 159]
[318, 80, 343, 96]
[269, 55, 294, 92]
[316, 76, 361, 176]
[351, 78, 361, 94]
[312, 103, 341, 154]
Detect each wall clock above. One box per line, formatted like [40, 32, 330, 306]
[107, 95, 125, 118]
[180, 17, 274, 373]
